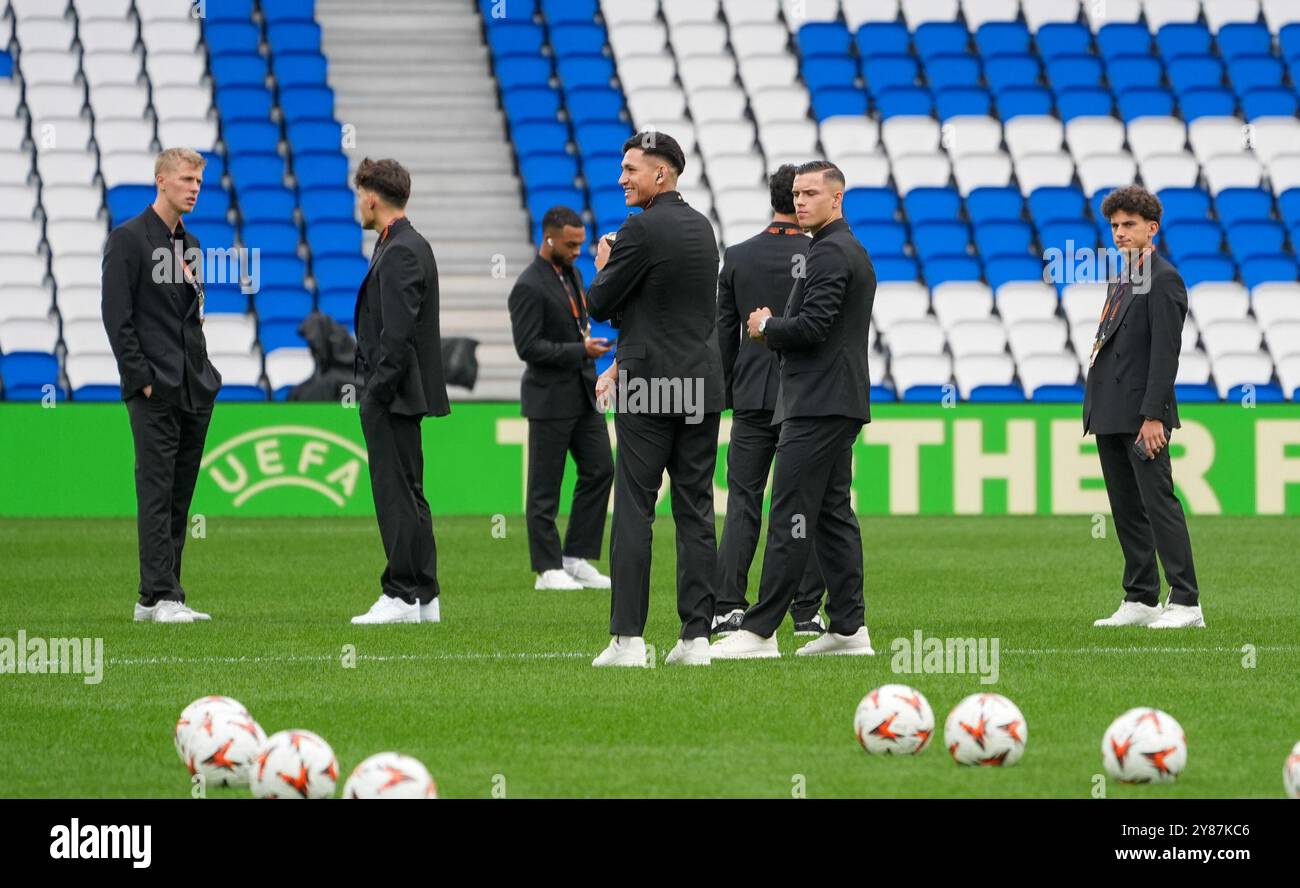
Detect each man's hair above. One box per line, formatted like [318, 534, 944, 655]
[769, 164, 798, 214]
[796, 160, 846, 191]
[542, 205, 584, 232]
[622, 131, 686, 176]
[1100, 184, 1162, 224]
[155, 147, 205, 178]
[354, 157, 411, 209]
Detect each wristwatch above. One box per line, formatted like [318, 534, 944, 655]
[759, 315, 769, 334]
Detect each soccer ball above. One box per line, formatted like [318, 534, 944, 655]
[249, 729, 339, 799]
[174, 695, 249, 764]
[185, 710, 266, 787]
[1282, 741, 1300, 798]
[853, 684, 935, 755]
[1101, 708, 1188, 784]
[343, 752, 439, 799]
[944, 693, 1028, 766]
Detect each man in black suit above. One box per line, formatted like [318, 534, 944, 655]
[586, 131, 724, 668]
[1085, 185, 1203, 630]
[508, 205, 614, 592]
[102, 148, 222, 624]
[712, 161, 875, 660]
[714, 164, 828, 638]
[349, 158, 451, 625]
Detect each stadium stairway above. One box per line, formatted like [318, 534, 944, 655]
[316, 0, 531, 400]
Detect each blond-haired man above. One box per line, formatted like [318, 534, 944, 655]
[102, 147, 223, 623]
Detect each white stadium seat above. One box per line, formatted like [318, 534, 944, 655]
[671, 23, 729, 57]
[36, 150, 97, 187]
[996, 282, 1060, 325]
[1085, 0, 1141, 30]
[1176, 349, 1212, 384]
[873, 282, 931, 332]
[157, 117, 216, 152]
[54, 285, 104, 323]
[738, 54, 798, 90]
[1187, 117, 1250, 165]
[1124, 116, 1187, 164]
[202, 315, 258, 354]
[25, 86, 88, 120]
[66, 354, 122, 392]
[758, 120, 817, 157]
[891, 353, 954, 393]
[955, 353, 1017, 398]
[98, 150, 157, 189]
[625, 86, 686, 125]
[780, 0, 839, 31]
[61, 318, 113, 355]
[0, 287, 53, 324]
[1182, 315, 1201, 353]
[1141, 0, 1201, 32]
[901, 0, 961, 30]
[838, 152, 892, 189]
[82, 51, 144, 87]
[892, 153, 952, 193]
[714, 188, 770, 226]
[724, 0, 780, 24]
[52, 254, 103, 290]
[144, 51, 206, 88]
[1211, 352, 1276, 398]
[210, 353, 263, 386]
[1251, 283, 1300, 329]
[1203, 155, 1263, 194]
[1013, 152, 1076, 194]
[17, 50, 81, 86]
[688, 85, 747, 123]
[1008, 318, 1069, 362]
[1139, 152, 1201, 192]
[15, 19, 76, 53]
[961, 0, 1020, 30]
[0, 119, 28, 152]
[1248, 118, 1300, 169]
[1266, 155, 1300, 196]
[820, 116, 880, 159]
[91, 84, 151, 119]
[678, 55, 737, 92]
[1262, 0, 1300, 33]
[663, 0, 721, 26]
[1065, 116, 1128, 164]
[601, 0, 659, 26]
[0, 218, 41, 254]
[932, 281, 994, 328]
[0, 150, 34, 186]
[1263, 321, 1300, 361]
[265, 348, 314, 393]
[697, 120, 756, 159]
[729, 22, 787, 58]
[885, 317, 946, 357]
[1278, 355, 1300, 398]
[1004, 116, 1063, 160]
[953, 151, 1013, 195]
[0, 317, 59, 353]
[1062, 282, 1109, 327]
[843, 0, 901, 28]
[1077, 153, 1138, 196]
[0, 184, 40, 221]
[750, 85, 810, 124]
[94, 118, 156, 154]
[77, 18, 139, 53]
[607, 23, 667, 58]
[943, 116, 1003, 159]
[1203, 0, 1261, 31]
[1187, 282, 1250, 327]
[706, 153, 766, 191]
[947, 318, 1007, 358]
[136, 0, 198, 22]
[617, 54, 678, 90]
[0, 253, 49, 289]
[881, 116, 941, 159]
[1018, 354, 1081, 394]
[1200, 318, 1263, 361]
[1022, 0, 1085, 30]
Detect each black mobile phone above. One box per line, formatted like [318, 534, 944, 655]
[1133, 440, 1153, 461]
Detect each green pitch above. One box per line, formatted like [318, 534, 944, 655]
[0, 515, 1295, 798]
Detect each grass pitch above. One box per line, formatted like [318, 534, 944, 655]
[0, 514, 1295, 798]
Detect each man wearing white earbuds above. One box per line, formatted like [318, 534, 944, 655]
[507, 206, 615, 592]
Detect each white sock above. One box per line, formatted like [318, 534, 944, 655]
[562, 556, 583, 571]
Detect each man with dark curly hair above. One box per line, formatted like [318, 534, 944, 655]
[1085, 184, 1203, 630]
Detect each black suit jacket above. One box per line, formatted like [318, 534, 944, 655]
[353, 217, 450, 418]
[587, 191, 724, 416]
[1083, 250, 1184, 435]
[717, 221, 811, 412]
[507, 255, 598, 419]
[101, 206, 222, 406]
[763, 217, 875, 424]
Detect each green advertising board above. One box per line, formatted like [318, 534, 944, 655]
[1, 402, 1298, 517]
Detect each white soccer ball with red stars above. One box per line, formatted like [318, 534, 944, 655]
[944, 693, 1028, 766]
[249, 729, 339, 799]
[343, 752, 438, 799]
[1284, 741, 1300, 798]
[1101, 707, 1187, 784]
[185, 709, 267, 787]
[174, 695, 249, 764]
[853, 684, 935, 755]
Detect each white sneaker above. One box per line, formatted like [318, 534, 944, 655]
[351, 594, 420, 625]
[134, 600, 194, 624]
[419, 598, 440, 623]
[1148, 602, 1206, 629]
[563, 558, 611, 589]
[592, 635, 649, 668]
[536, 569, 584, 590]
[711, 608, 745, 636]
[176, 603, 211, 621]
[664, 637, 711, 666]
[1093, 601, 1162, 627]
[709, 629, 780, 660]
[796, 626, 874, 657]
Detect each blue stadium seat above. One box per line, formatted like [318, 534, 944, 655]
[201, 151, 226, 183]
[243, 221, 300, 256]
[1174, 383, 1219, 402]
[1179, 255, 1236, 287]
[479, 0, 537, 21]
[874, 255, 919, 281]
[550, 23, 605, 57]
[503, 86, 561, 124]
[1241, 255, 1299, 288]
[203, 284, 248, 314]
[904, 187, 961, 225]
[253, 287, 313, 323]
[1031, 384, 1084, 402]
[1217, 23, 1271, 61]
[870, 385, 897, 403]
[583, 153, 625, 192]
[273, 52, 328, 89]
[294, 151, 348, 190]
[844, 187, 899, 224]
[566, 86, 623, 125]
[975, 21, 1030, 57]
[984, 256, 1043, 289]
[935, 86, 991, 120]
[317, 290, 355, 324]
[188, 220, 236, 247]
[224, 121, 280, 155]
[856, 221, 908, 255]
[1277, 23, 1300, 63]
[574, 121, 630, 157]
[1027, 186, 1086, 226]
[1046, 54, 1103, 90]
[1242, 87, 1298, 120]
[811, 87, 867, 119]
[996, 85, 1053, 119]
[262, 0, 315, 23]
[984, 54, 1041, 93]
[1163, 220, 1224, 263]
[287, 120, 343, 154]
[542, 0, 594, 24]
[306, 220, 362, 258]
[1096, 23, 1151, 58]
[914, 222, 972, 261]
[1279, 189, 1300, 230]
[877, 86, 933, 118]
[914, 22, 969, 60]
[856, 22, 910, 57]
[203, 22, 259, 56]
[0, 52, 12, 78]
[229, 153, 285, 190]
[267, 21, 322, 53]
[496, 57, 551, 90]
[240, 185, 297, 223]
[528, 186, 585, 224]
[1227, 383, 1285, 403]
[71, 384, 123, 402]
[1057, 86, 1113, 121]
[903, 384, 950, 402]
[1179, 86, 1238, 121]
[558, 55, 614, 89]
[799, 22, 852, 57]
[966, 187, 1023, 225]
[589, 188, 626, 225]
[513, 121, 569, 156]
[217, 384, 268, 402]
[279, 85, 334, 122]
[926, 53, 981, 90]
[211, 53, 268, 88]
[1216, 188, 1273, 227]
[1117, 86, 1175, 122]
[975, 221, 1034, 258]
[1167, 56, 1225, 95]
[1228, 55, 1284, 95]
[1155, 23, 1211, 61]
[804, 56, 857, 91]
[862, 55, 918, 96]
[1227, 220, 1286, 261]
[205, 0, 254, 23]
[970, 384, 1025, 402]
[216, 86, 274, 123]
[106, 184, 156, 225]
[0, 353, 61, 401]
[188, 187, 231, 224]
[299, 186, 354, 224]
[486, 22, 544, 57]
[257, 256, 307, 291]
[520, 152, 577, 189]
[1035, 23, 1090, 61]
[1106, 53, 1163, 86]
[312, 255, 368, 294]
